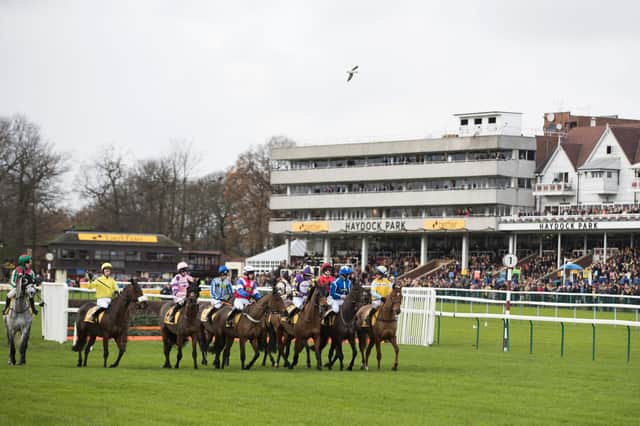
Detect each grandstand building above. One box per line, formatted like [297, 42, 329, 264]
[269, 111, 536, 272]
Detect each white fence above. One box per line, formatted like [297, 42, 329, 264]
[397, 287, 437, 346]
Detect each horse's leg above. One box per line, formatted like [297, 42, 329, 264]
[239, 337, 247, 370]
[391, 335, 400, 371]
[347, 335, 357, 371]
[327, 341, 337, 369]
[200, 331, 209, 366]
[7, 329, 16, 365]
[84, 335, 97, 367]
[358, 330, 368, 370]
[213, 336, 224, 369]
[161, 328, 172, 368]
[313, 335, 322, 371]
[221, 337, 232, 370]
[336, 339, 345, 371]
[18, 324, 31, 365]
[109, 334, 127, 368]
[288, 338, 304, 369]
[175, 335, 184, 369]
[102, 337, 109, 368]
[245, 337, 261, 370]
[364, 338, 375, 371]
[282, 335, 293, 367]
[305, 340, 312, 369]
[191, 333, 199, 369]
[375, 338, 382, 370]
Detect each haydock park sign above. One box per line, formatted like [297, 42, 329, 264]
[344, 219, 407, 232]
[538, 221, 598, 231]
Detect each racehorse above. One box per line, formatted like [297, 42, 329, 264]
[72, 278, 147, 368]
[355, 284, 402, 370]
[320, 279, 363, 371]
[160, 280, 202, 369]
[280, 285, 328, 370]
[4, 274, 37, 365]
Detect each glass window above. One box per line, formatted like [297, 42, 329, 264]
[474, 118, 482, 125]
[460, 119, 468, 126]
[60, 249, 76, 259]
[488, 117, 497, 124]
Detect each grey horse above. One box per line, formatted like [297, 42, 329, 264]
[4, 275, 36, 365]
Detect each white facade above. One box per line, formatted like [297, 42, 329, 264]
[455, 111, 523, 138]
[536, 125, 639, 210]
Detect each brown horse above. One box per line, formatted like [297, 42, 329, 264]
[355, 284, 402, 370]
[72, 279, 147, 368]
[280, 285, 328, 370]
[320, 279, 363, 371]
[159, 280, 201, 369]
[199, 301, 231, 367]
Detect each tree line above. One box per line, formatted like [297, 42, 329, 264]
[0, 114, 295, 264]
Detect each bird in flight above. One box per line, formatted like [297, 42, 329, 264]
[346, 65, 359, 82]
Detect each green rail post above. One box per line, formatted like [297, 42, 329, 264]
[437, 314, 441, 345]
[592, 324, 596, 361]
[560, 322, 565, 357]
[529, 320, 534, 354]
[475, 318, 480, 350]
[627, 326, 631, 363]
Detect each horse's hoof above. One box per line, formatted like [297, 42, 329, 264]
[174, 365, 180, 369]
[317, 366, 322, 371]
[109, 364, 118, 368]
[392, 366, 398, 371]
[347, 366, 353, 371]
[163, 364, 171, 369]
[327, 365, 332, 370]
[288, 365, 294, 370]
[360, 365, 365, 370]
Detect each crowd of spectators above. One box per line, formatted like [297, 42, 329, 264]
[516, 204, 640, 217]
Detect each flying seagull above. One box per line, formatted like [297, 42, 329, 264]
[346, 65, 359, 82]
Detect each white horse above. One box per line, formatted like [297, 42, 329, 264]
[4, 275, 36, 365]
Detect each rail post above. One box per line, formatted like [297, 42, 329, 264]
[560, 322, 565, 357]
[592, 324, 596, 361]
[627, 326, 631, 363]
[529, 320, 534, 354]
[437, 314, 441, 345]
[475, 318, 480, 350]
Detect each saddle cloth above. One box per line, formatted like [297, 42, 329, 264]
[83, 306, 105, 324]
[359, 306, 379, 328]
[200, 306, 218, 323]
[163, 307, 182, 325]
[225, 311, 242, 328]
[322, 312, 336, 327]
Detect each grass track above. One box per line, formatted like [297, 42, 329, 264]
[1, 312, 640, 425]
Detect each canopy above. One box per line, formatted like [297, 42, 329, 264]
[245, 239, 307, 272]
[563, 262, 583, 271]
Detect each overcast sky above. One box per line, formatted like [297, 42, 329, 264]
[2, 0, 640, 195]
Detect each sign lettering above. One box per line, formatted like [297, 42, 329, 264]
[77, 233, 159, 243]
[537, 222, 599, 231]
[344, 220, 407, 233]
[291, 221, 329, 233]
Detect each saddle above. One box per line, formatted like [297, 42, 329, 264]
[225, 311, 242, 328]
[281, 312, 300, 325]
[163, 306, 182, 325]
[84, 306, 106, 324]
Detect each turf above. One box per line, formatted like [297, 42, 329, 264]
[1, 314, 639, 426]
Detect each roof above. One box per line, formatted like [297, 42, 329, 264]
[48, 231, 181, 248]
[578, 156, 621, 171]
[610, 126, 640, 164]
[561, 126, 607, 168]
[245, 240, 306, 263]
[535, 135, 559, 173]
[454, 111, 522, 117]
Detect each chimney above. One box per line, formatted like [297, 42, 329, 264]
[590, 117, 596, 127]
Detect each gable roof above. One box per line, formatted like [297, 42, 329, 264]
[578, 156, 621, 171]
[609, 125, 640, 164]
[561, 126, 606, 169]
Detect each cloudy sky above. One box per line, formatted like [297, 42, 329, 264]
[2, 0, 639, 187]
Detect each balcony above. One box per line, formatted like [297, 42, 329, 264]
[532, 182, 575, 197]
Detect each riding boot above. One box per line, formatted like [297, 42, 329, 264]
[226, 308, 238, 327]
[2, 296, 10, 315]
[366, 307, 377, 326]
[206, 306, 217, 323]
[169, 304, 181, 323]
[29, 298, 38, 315]
[92, 307, 105, 323]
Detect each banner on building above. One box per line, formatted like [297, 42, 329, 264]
[77, 233, 159, 243]
[291, 221, 329, 233]
[424, 219, 466, 230]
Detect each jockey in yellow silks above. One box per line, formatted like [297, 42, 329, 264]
[86, 262, 119, 321]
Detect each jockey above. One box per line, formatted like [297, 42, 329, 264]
[328, 266, 352, 317]
[292, 265, 314, 310]
[368, 265, 392, 322]
[275, 274, 293, 299]
[317, 262, 334, 296]
[169, 261, 194, 322]
[207, 265, 234, 322]
[226, 265, 261, 327]
[86, 262, 119, 322]
[3, 254, 38, 315]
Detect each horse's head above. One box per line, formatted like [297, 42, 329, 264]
[268, 289, 285, 313]
[388, 284, 403, 316]
[129, 278, 148, 309]
[186, 280, 200, 306]
[311, 284, 329, 314]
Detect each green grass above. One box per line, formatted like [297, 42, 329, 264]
[1, 314, 639, 425]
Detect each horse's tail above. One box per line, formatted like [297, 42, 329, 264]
[71, 321, 83, 352]
[266, 327, 277, 353]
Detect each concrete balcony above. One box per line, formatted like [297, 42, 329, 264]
[270, 188, 532, 210]
[532, 182, 575, 197]
[271, 160, 535, 185]
[582, 180, 618, 195]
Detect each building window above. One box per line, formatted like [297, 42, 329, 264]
[488, 117, 497, 124]
[607, 171, 612, 178]
[460, 119, 468, 126]
[606, 145, 612, 154]
[474, 118, 482, 125]
[60, 249, 76, 259]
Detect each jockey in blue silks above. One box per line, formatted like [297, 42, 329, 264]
[327, 266, 352, 317]
[206, 265, 234, 322]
